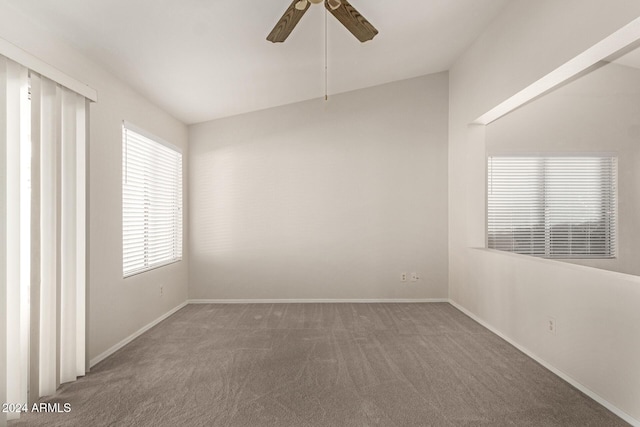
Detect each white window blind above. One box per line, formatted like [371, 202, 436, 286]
[122, 123, 182, 277]
[487, 155, 617, 258]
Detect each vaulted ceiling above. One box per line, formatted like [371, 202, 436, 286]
[6, 0, 510, 124]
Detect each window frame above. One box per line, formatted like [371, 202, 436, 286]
[122, 121, 183, 278]
[486, 153, 618, 259]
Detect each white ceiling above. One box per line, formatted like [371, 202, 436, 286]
[7, 0, 510, 124]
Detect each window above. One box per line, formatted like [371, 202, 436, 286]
[487, 155, 617, 258]
[122, 122, 182, 277]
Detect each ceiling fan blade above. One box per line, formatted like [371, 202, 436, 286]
[267, 0, 311, 43]
[326, 0, 378, 42]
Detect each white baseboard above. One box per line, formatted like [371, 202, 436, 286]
[448, 300, 639, 427]
[187, 298, 449, 304]
[89, 301, 188, 368]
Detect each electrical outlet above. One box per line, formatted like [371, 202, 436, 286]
[410, 273, 419, 282]
[160, 286, 164, 297]
[547, 316, 556, 334]
[401, 273, 407, 282]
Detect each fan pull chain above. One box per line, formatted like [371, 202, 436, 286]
[324, 5, 328, 101]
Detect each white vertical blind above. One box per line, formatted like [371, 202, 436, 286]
[0, 54, 7, 427]
[3, 56, 29, 421]
[18, 56, 31, 412]
[29, 72, 41, 404]
[59, 87, 86, 383]
[74, 94, 86, 378]
[3, 53, 88, 422]
[38, 75, 60, 396]
[487, 156, 617, 258]
[122, 124, 182, 277]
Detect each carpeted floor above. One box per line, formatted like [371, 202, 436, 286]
[9, 303, 628, 426]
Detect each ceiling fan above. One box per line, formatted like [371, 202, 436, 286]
[267, 0, 378, 43]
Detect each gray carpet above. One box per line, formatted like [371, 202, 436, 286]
[10, 303, 628, 426]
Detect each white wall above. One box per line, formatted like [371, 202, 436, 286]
[0, 4, 189, 362]
[189, 74, 448, 300]
[449, 0, 640, 422]
[487, 62, 640, 276]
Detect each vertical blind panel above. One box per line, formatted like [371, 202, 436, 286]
[18, 59, 31, 411]
[4, 57, 29, 420]
[38, 76, 59, 396]
[59, 88, 77, 384]
[29, 71, 42, 408]
[0, 56, 6, 420]
[487, 156, 617, 258]
[122, 125, 182, 277]
[75, 97, 86, 376]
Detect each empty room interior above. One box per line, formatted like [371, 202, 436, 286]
[2, 0, 640, 426]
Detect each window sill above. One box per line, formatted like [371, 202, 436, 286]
[123, 259, 182, 279]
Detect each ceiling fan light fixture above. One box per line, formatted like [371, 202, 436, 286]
[309, 0, 323, 4]
[327, 0, 341, 10]
[294, 0, 308, 10]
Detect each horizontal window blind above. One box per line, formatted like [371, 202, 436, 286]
[487, 156, 617, 258]
[123, 124, 182, 277]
